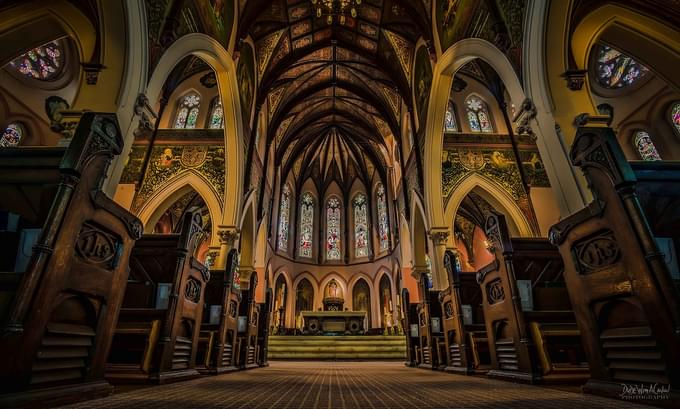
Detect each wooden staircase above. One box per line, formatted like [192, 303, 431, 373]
[268, 336, 407, 360]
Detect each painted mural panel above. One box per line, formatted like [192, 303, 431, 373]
[436, 0, 481, 53]
[122, 144, 226, 212]
[145, 0, 235, 74]
[413, 46, 432, 131]
[237, 43, 255, 125]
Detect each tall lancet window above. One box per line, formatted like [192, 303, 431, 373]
[277, 185, 291, 251]
[299, 193, 315, 258]
[326, 197, 342, 260]
[634, 131, 662, 161]
[444, 101, 458, 132]
[376, 183, 390, 251]
[353, 193, 369, 258]
[175, 93, 201, 129]
[208, 98, 224, 129]
[465, 95, 493, 133]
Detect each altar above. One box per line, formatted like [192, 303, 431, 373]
[301, 311, 368, 335]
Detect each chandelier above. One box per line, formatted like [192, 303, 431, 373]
[311, 0, 362, 25]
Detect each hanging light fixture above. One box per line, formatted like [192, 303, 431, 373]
[311, 0, 362, 25]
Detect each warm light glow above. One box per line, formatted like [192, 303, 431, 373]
[312, 0, 361, 25]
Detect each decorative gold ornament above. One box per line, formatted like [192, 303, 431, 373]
[311, 0, 361, 25]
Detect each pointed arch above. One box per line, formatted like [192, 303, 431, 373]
[443, 173, 533, 241]
[425, 37, 584, 231]
[136, 171, 222, 245]
[238, 190, 258, 272]
[139, 33, 244, 228]
[374, 268, 396, 328]
[272, 268, 294, 328]
[293, 272, 321, 311]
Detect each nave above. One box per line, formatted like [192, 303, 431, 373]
[1, 0, 680, 408]
[58, 361, 647, 409]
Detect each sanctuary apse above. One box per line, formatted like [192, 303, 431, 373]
[0, 0, 679, 408]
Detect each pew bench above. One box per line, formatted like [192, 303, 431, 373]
[550, 121, 680, 403]
[400, 289, 418, 367]
[440, 252, 491, 374]
[0, 113, 142, 408]
[416, 274, 444, 370]
[195, 249, 242, 374]
[479, 213, 589, 384]
[106, 211, 209, 384]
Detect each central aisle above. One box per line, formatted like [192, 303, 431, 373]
[61, 362, 646, 409]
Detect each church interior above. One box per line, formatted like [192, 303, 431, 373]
[0, 0, 679, 408]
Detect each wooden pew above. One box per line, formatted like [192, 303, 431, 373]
[237, 273, 260, 370]
[196, 249, 241, 374]
[0, 113, 143, 408]
[478, 212, 588, 384]
[257, 288, 272, 367]
[550, 121, 680, 403]
[106, 210, 210, 384]
[440, 250, 491, 374]
[400, 288, 418, 367]
[416, 274, 445, 370]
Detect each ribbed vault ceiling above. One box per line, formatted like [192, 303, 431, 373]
[241, 0, 430, 187]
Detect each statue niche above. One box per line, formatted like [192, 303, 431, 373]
[323, 279, 344, 311]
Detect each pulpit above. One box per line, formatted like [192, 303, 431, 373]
[301, 311, 367, 335]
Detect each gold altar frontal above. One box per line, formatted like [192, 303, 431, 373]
[301, 311, 367, 335]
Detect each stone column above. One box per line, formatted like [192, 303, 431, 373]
[428, 228, 451, 290]
[216, 225, 239, 269]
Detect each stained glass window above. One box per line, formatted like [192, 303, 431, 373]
[634, 131, 662, 161]
[209, 98, 224, 129]
[376, 183, 390, 251]
[1, 123, 23, 147]
[466, 96, 493, 133]
[299, 193, 314, 258]
[175, 94, 201, 129]
[353, 194, 368, 258]
[278, 185, 291, 251]
[444, 101, 458, 132]
[9, 40, 64, 81]
[326, 197, 342, 260]
[595, 45, 649, 89]
[671, 102, 680, 136]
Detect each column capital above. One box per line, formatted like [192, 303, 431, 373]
[217, 225, 240, 247]
[428, 228, 450, 246]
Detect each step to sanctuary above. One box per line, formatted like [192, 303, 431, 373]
[268, 336, 407, 360]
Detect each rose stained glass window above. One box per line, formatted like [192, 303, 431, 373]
[466, 96, 493, 133]
[595, 44, 649, 89]
[299, 193, 314, 258]
[634, 131, 662, 161]
[326, 197, 342, 260]
[278, 185, 291, 251]
[376, 183, 390, 251]
[175, 94, 201, 129]
[1, 123, 23, 147]
[353, 194, 368, 258]
[9, 40, 64, 80]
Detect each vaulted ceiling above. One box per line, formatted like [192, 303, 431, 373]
[240, 0, 431, 189]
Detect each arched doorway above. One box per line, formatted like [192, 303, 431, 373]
[295, 278, 314, 330]
[352, 279, 372, 330]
